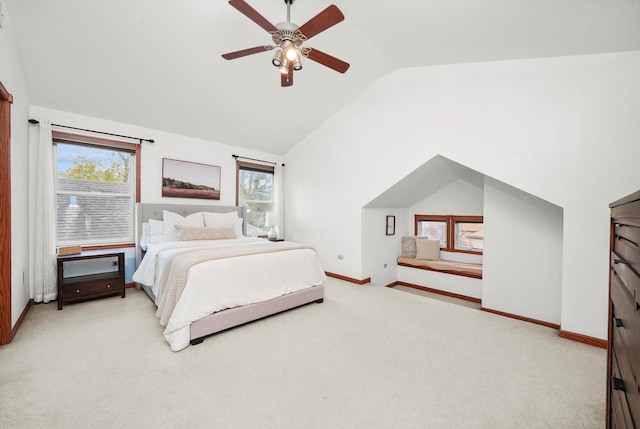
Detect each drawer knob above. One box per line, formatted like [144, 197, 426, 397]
[612, 377, 625, 392]
[613, 259, 628, 265]
[107, 284, 111, 288]
[76, 289, 80, 293]
[614, 317, 623, 328]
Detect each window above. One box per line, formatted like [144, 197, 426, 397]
[415, 215, 448, 248]
[453, 217, 484, 252]
[415, 214, 484, 254]
[236, 161, 274, 237]
[54, 132, 140, 247]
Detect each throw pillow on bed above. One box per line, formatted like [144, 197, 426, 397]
[174, 225, 236, 241]
[163, 210, 205, 241]
[415, 239, 441, 260]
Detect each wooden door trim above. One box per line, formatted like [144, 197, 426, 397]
[0, 81, 12, 104]
[0, 80, 12, 345]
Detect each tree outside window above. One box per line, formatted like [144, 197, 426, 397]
[236, 161, 274, 236]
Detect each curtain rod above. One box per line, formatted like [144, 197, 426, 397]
[28, 119, 155, 144]
[232, 154, 285, 167]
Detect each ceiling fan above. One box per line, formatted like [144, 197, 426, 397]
[221, 0, 350, 87]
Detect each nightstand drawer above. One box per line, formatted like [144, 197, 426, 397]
[61, 278, 123, 300]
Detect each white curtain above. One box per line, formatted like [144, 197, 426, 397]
[29, 119, 57, 303]
[273, 163, 285, 239]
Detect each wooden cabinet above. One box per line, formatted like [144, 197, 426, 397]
[608, 190, 640, 428]
[57, 252, 125, 310]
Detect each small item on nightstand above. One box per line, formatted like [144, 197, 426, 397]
[265, 211, 280, 240]
[58, 245, 81, 256]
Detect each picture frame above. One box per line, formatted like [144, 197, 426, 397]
[386, 215, 395, 236]
[162, 158, 221, 200]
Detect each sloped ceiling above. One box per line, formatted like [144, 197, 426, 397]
[364, 155, 484, 208]
[5, 0, 640, 155]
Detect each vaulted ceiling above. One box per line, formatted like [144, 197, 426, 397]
[5, 0, 640, 155]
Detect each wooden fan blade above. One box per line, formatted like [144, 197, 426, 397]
[306, 48, 350, 74]
[222, 46, 273, 60]
[297, 5, 344, 40]
[228, 0, 278, 33]
[281, 62, 294, 87]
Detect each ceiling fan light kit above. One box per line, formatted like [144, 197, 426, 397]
[222, 0, 350, 87]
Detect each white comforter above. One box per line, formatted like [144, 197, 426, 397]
[133, 237, 326, 351]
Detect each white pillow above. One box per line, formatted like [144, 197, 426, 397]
[203, 211, 243, 237]
[148, 219, 165, 245]
[415, 239, 441, 261]
[163, 210, 204, 242]
[139, 222, 151, 250]
[234, 217, 244, 237]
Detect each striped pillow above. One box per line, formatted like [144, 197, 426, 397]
[174, 225, 236, 241]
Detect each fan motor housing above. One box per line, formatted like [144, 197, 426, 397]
[273, 21, 304, 47]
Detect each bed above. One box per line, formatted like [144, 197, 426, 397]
[132, 203, 325, 351]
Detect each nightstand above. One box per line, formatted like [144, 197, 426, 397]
[57, 252, 125, 310]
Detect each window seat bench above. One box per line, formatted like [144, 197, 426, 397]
[396, 256, 483, 301]
[397, 256, 483, 279]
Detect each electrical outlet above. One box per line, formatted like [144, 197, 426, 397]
[338, 255, 344, 260]
[384, 263, 387, 268]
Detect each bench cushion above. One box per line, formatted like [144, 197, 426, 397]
[397, 256, 483, 278]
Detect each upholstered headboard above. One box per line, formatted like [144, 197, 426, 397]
[135, 202, 246, 266]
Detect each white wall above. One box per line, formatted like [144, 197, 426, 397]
[29, 106, 283, 286]
[285, 51, 640, 340]
[482, 178, 563, 325]
[361, 208, 407, 286]
[407, 178, 484, 234]
[0, 7, 32, 326]
[397, 266, 483, 300]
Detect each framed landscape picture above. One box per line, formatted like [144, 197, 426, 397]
[162, 158, 221, 200]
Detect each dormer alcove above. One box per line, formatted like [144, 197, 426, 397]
[362, 155, 563, 327]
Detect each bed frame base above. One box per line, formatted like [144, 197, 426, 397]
[190, 285, 324, 345]
[137, 283, 324, 347]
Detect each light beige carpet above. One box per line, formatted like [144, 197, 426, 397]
[0, 278, 606, 428]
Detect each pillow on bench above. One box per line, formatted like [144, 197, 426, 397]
[401, 236, 418, 258]
[415, 239, 440, 261]
[401, 236, 440, 259]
